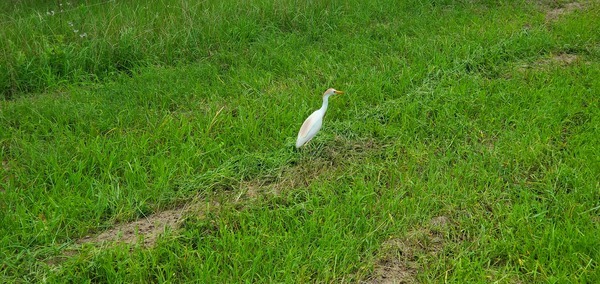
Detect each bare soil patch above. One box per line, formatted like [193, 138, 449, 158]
[549, 53, 579, 65]
[77, 208, 184, 248]
[517, 53, 580, 72]
[545, 2, 584, 22]
[366, 216, 452, 284]
[45, 204, 194, 266]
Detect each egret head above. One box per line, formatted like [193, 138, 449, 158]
[323, 88, 344, 97]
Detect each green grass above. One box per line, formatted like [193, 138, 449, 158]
[1, 0, 599, 282]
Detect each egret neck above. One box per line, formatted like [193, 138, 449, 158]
[320, 93, 332, 113]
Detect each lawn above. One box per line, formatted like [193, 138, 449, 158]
[1, 0, 599, 282]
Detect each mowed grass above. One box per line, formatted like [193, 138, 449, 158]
[1, 0, 599, 282]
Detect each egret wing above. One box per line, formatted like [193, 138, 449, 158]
[296, 110, 324, 147]
[298, 115, 316, 138]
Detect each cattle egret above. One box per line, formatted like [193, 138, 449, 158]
[295, 88, 344, 148]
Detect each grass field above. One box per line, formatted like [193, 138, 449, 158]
[1, 0, 599, 282]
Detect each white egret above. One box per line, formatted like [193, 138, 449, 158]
[295, 88, 344, 148]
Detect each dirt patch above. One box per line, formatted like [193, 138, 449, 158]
[550, 53, 579, 65]
[366, 216, 452, 284]
[545, 2, 584, 22]
[517, 53, 580, 72]
[45, 205, 191, 266]
[77, 207, 185, 248]
[368, 238, 420, 284]
[429, 216, 451, 229]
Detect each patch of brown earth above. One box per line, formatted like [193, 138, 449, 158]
[545, 2, 584, 22]
[366, 216, 452, 284]
[517, 53, 580, 71]
[77, 207, 185, 248]
[368, 237, 420, 284]
[550, 53, 579, 65]
[45, 203, 200, 266]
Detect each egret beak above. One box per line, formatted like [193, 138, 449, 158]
[334, 90, 344, 94]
